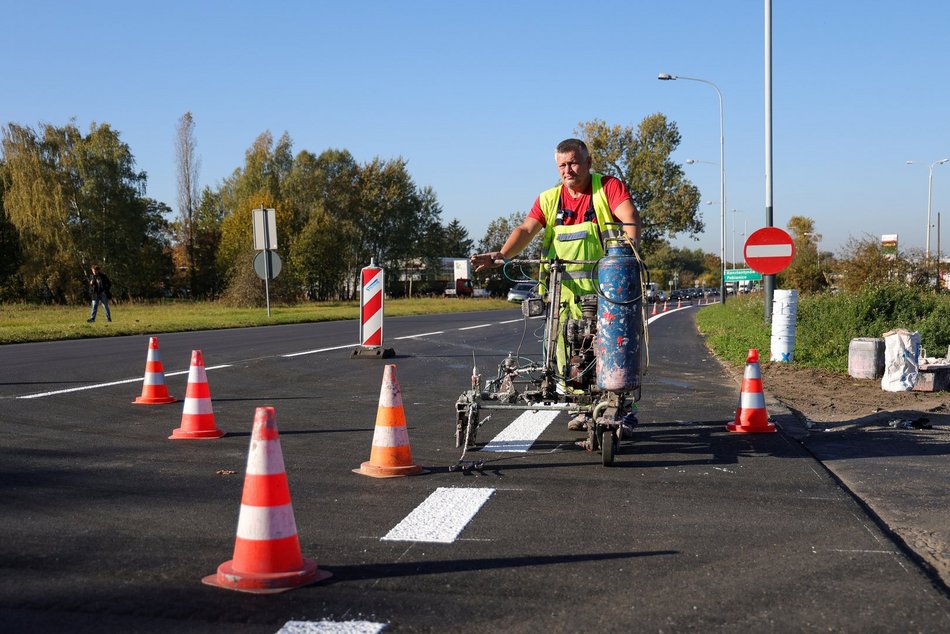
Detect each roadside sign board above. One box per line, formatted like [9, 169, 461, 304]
[723, 268, 763, 282]
[253, 250, 282, 280]
[252, 208, 278, 250]
[744, 227, 795, 275]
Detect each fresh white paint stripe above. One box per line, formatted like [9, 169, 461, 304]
[746, 243, 793, 258]
[16, 365, 232, 399]
[458, 323, 492, 330]
[236, 503, 297, 540]
[282, 344, 359, 358]
[497, 318, 524, 324]
[480, 410, 560, 453]
[277, 620, 387, 634]
[393, 331, 444, 339]
[246, 439, 286, 475]
[382, 487, 494, 543]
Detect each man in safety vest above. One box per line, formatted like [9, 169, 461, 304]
[471, 138, 641, 432]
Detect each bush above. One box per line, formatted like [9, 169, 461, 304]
[697, 285, 950, 373]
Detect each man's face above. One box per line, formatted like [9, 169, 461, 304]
[556, 150, 592, 191]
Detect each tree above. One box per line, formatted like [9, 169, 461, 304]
[1, 121, 172, 302]
[175, 112, 200, 296]
[442, 219, 473, 257]
[0, 163, 25, 300]
[216, 131, 296, 302]
[837, 234, 914, 292]
[576, 114, 703, 253]
[779, 215, 827, 292]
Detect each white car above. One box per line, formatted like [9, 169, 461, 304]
[507, 282, 540, 302]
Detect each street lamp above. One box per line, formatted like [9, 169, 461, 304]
[731, 209, 744, 269]
[906, 158, 949, 261]
[660, 72, 726, 303]
[804, 232, 823, 277]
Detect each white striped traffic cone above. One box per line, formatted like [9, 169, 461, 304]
[202, 406, 331, 594]
[353, 364, 428, 478]
[169, 350, 224, 439]
[133, 337, 176, 404]
[727, 349, 776, 433]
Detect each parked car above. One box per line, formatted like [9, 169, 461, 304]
[507, 282, 540, 302]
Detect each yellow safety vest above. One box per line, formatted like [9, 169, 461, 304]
[539, 173, 619, 307]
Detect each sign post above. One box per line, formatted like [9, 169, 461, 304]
[252, 205, 278, 317]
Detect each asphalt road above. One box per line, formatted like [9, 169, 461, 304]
[1, 307, 948, 633]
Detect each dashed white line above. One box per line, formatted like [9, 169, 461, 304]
[277, 620, 387, 634]
[382, 487, 494, 543]
[393, 331, 445, 340]
[16, 364, 233, 399]
[458, 324, 492, 331]
[282, 344, 359, 357]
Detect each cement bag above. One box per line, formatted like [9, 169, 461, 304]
[880, 329, 921, 391]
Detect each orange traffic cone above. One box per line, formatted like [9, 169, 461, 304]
[662, 300, 669, 312]
[677, 297, 682, 308]
[727, 349, 776, 433]
[650, 301, 658, 316]
[203, 406, 331, 594]
[133, 337, 177, 404]
[354, 364, 428, 478]
[169, 350, 224, 439]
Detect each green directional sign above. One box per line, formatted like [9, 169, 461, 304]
[724, 268, 763, 282]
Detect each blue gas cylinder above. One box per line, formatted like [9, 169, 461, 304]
[596, 243, 643, 392]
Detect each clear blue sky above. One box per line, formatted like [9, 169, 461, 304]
[5, 1, 950, 259]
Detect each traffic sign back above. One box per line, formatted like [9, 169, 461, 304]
[744, 227, 795, 275]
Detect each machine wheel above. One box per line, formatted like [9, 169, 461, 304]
[602, 428, 615, 466]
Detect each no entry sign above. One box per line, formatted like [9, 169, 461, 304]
[744, 227, 795, 275]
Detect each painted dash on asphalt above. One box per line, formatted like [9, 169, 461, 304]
[282, 344, 359, 357]
[17, 364, 233, 399]
[458, 324, 492, 331]
[382, 487, 494, 543]
[480, 410, 560, 452]
[277, 620, 387, 634]
[393, 331, 445, 340]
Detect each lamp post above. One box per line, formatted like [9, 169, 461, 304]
[660, 73, 726, 303]
[906, 158, 949, 262]
[731, 209, 744, 269]
[804, 232, 823, 280]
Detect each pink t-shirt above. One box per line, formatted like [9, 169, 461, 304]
[527, 175, 631, 226]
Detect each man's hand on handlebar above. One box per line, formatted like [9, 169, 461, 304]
[470, 252, 505, 273]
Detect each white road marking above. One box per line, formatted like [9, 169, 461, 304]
[393, 331, 444, 339]
[458, 323, 492, 330]
[382, 487, 494, 543]
[282, 344, 359, 357]
[479, 410, 560, 453]
[277, 620, 387, 634]
[16, 364, 232, 399]
[497, 318, 524, 324]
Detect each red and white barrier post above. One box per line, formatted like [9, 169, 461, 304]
[353, 259, 395, 358]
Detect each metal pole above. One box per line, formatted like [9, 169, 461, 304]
[261, 203, 272, 318]
[764, 0, 775, 321]
[927, 164, 935, 262]
[657, 73, 725, 304]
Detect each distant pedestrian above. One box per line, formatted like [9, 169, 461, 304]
[87, 265, 112, 323]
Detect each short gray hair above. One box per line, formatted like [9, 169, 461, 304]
[555, 138, 589, 158]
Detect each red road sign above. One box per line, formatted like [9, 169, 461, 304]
[744, 227, 795, 275]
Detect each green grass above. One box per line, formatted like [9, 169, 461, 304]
[0, 297, 516, 344]
[696, 285, 950, 372]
